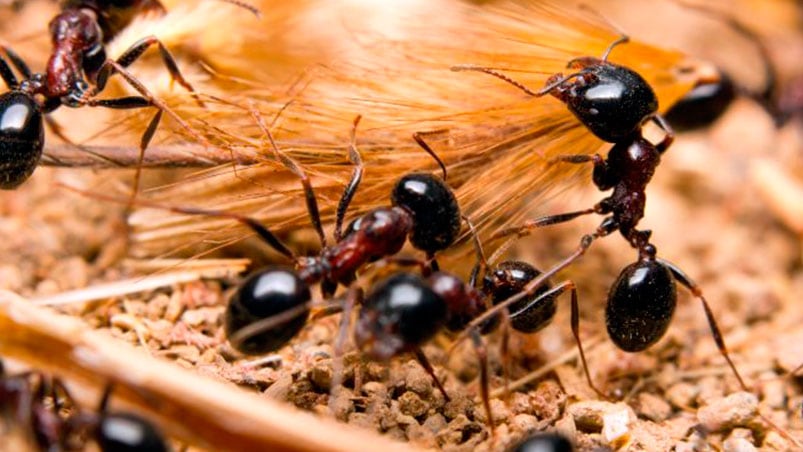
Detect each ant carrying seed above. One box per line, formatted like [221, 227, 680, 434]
[63, 113, 462, 399]
[0, 0, 203, 191]
[450, 33, 752, 399]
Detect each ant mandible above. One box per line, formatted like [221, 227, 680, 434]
[451, 34, 750, 397]
[0, 0, 202, 190]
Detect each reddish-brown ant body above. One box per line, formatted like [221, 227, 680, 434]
[0, 0, 199, 189]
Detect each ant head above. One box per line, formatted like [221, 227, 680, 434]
[225, 267, 311, 355]
[96, 412, 168, 452]
[606, 258, 676, 352]
[0, 91, 44, 189]
[483, 261, 556, 334]
[391, 173, 461, 255]
[545, 61, 658, 143]
[355, 273, 447, 361]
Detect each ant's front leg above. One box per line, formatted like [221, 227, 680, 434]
[94, 35, 202, 107]
[552, 153, 617, 190]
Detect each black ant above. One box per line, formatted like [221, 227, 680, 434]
[67, 384, 169, 452]
[0, 359, 73, 449]
[0, 360, 167, 451]
[0, 0, 203, 190]
[450, 34, 751, 399]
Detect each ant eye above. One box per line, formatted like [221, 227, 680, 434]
[391, 172, 461, 254]
[225, 268, 311, 355]
[0, 92, 43, 189]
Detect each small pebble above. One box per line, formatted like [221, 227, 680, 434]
[601, 405, 632, 448]
[666, 382, 699, 409]
[636, 392, 672, 422]
[697, 392, 758, 432]
[510, 414, 539, 433]
[398, 391, 429, 418]
[567, 400, 635, 433]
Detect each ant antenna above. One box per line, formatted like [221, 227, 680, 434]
[451, 65, 543, 98]
[58, 183, 299, 261]
[576, 3, 631, 61]
[334, 115, 364, 241]
[463, 215, 487, 287]
[216, 0, 262, 18]
[412, 130, 448, 180]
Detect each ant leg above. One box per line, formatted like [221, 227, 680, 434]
[0, 45, 31, 79]
[659, 259, 748, 391]
[98, 384, 113, 413]
[490, 207, 599, 241]
[334, 115, 364, 241]
[250, 107, 328, 248]
[374, 255, 432, 275]
[552, 153, 616, 190]
[564, 281, 606, 399]
[412, 347, 450, 402]
[96, 35, 203, 107]
[465, 215, 488, 287]
[498, 311, 512, 402]
[330, 287, 362, 415]
[60, 184, 298, 260]
[412, 130, 448, 181]
[469, 328, 495, 434]
[0, 54, 18, 89]
[650, 115, 675, 153]
[82, 96, 161, 205]
[92, 60, 209, 149]
[427, 252, 440, 273]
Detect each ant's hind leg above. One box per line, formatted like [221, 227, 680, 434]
[659, 258, 749, 391]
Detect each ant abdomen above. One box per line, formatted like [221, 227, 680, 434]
[484, 261, 555, 333]
[391, 172, 461, 254]
[355, 273, 447, 361]
[225, 267, 311, 355]
[605, 258, 676, 352]
[0, 91, 44, 189]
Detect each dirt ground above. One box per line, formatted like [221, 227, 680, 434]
[1, 1, 803, 452]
